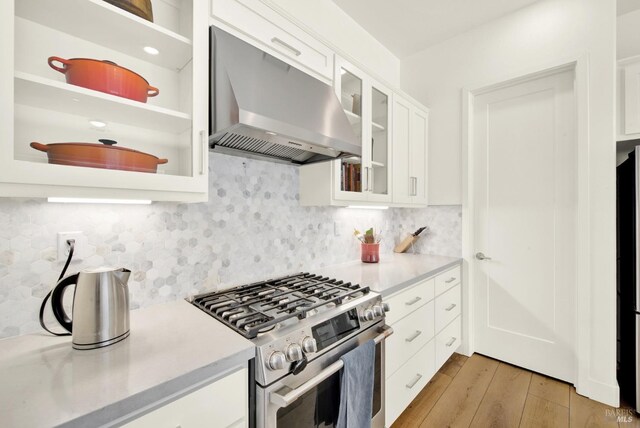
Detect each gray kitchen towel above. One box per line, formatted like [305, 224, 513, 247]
[336, 340, 375, 428]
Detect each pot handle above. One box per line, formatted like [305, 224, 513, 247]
[147, 86, 160, 97]
[30, 142, 50, 152]
[48, 56, 70, 74]
[99, 139, 117, 146]
[157, 158, 169, 165]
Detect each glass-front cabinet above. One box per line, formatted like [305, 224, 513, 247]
[0, 0, 209, 202]
[332, 57, 392, 204]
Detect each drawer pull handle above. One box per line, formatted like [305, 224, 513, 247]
[445, 337, 457, 347]
[445, 277, 457, 283]
[406, 373, 423, 389]
[405, 330, 422, 343]
[405, 296, 422, 306]
[271, 37, 302, 56]
[445, 303, 456, 312]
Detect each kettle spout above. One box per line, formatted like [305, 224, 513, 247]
[115, 268, 132, 285]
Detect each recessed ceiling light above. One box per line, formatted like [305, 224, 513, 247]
[143, 46, 159, 55]
[266, 131, 277, 136]
[89, 120, 107, 129]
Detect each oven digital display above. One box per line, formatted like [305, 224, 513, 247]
[312, 309, 360, 351]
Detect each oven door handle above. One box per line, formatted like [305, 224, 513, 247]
[269, 325, 393, 408]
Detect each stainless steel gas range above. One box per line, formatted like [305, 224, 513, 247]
[190, 273, 392, 428]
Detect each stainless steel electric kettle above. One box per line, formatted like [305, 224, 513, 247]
[50, 267, 131, 350]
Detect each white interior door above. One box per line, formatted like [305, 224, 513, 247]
[473, 68, 576, 382]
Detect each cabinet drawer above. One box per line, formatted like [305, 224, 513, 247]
[211, 0, 334, 81]
[435, 284, 461, 333]
[435, 316, 461, 369]
[386, 300, 435, 377]
[435, 265, 461, 296]
[124, 368, 247, 428]
[385, 339, 435, 427]
[385, 278, 435, 325]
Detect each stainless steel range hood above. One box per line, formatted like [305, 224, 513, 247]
[209, 27, 361, 165]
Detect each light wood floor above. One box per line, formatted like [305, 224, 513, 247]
[391, 353, 638, 428]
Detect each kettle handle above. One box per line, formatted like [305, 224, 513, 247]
[50, 273, 80, 334]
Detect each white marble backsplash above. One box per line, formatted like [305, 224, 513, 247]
[0, 153, 461, 338]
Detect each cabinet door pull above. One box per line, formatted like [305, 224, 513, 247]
[405, 296, 422, 306]
[405, 373, 423, 389]
[405, 330, 422, 343]
[200, 130, 207, 175]
[445, 337, 457, 347]
[445, 303, 456, 312]
[271, 37, 301, 56]
[445, 277, 457, 283]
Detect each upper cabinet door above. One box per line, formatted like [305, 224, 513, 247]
[332, 57, 370, 202]
[368, 82, 393, 203]
[392, 94, 428, 206]
[411, 108, 429, 205]
[624, 61, 640, 135]
[1, 0, 209, 201]
[392, 96, 412, 205]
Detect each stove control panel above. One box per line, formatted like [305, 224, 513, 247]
[256, 295, 388, 383]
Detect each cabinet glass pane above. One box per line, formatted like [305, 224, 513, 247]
[370, 86, 388, 195]
[339, 69, 363, 193]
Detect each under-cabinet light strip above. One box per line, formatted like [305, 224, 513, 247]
[47, 197, 152, 205]
[346, 205, 389, 210]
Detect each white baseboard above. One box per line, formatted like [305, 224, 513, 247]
[576, 378, 620, 407]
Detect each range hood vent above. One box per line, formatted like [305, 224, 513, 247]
[209, 27, 361, 165]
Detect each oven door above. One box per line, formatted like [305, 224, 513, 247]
[257, 323, 392, 428]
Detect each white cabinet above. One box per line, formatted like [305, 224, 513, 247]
[299, 57, 393, 206]
[124, 368, 248, 428]
[392, 95, 429, 206]
[385, 264, 462, 427]
[1, 0, 209, 202]
[621, 59, 640, 138]
[210, 0, 334, 83]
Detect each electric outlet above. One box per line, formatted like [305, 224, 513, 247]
[333, 221, 343, 237]
[57, 231, 87, 262]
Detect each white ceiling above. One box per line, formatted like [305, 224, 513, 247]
[331, 0, 542, 59]
[618, 0, 640, 16]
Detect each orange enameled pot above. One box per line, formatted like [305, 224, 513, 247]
[48, 57, 159, 103]
[30, 139, 168, 173]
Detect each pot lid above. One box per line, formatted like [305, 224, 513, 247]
[44, 140, 161, 159]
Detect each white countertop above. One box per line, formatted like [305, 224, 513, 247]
[0, 253, 459, 427]
[310, 253, 461, 296]
[0, 300, 255, 428]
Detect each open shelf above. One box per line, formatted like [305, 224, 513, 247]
[343, 109, 385, 131]
[15, 72, 192, 133]
[15, 0, 193, 71]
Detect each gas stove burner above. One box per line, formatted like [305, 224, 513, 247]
[190, 272, 370, 339]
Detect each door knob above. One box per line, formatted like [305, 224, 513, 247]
[475, 252, 492, 261]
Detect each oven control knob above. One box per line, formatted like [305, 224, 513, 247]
[301, 337, 318, 354]
[361, 309, 375, 322]
[373, 305, 384, 317]
[286, 344, 303, 362]
[382, 302, 390, 312]
[268, 351, 287, 370]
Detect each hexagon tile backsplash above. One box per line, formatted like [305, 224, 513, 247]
[0, 153, 461, 338]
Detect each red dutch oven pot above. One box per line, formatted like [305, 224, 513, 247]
[48, 56, 159, 103]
